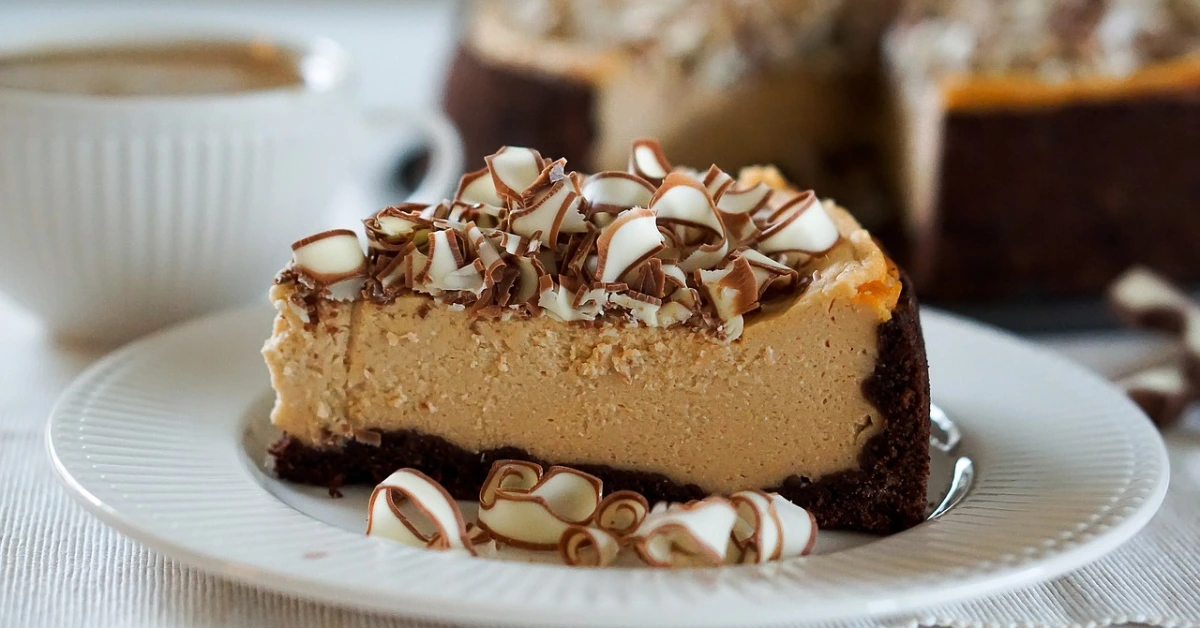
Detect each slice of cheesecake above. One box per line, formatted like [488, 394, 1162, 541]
[263, 141, 930, 534]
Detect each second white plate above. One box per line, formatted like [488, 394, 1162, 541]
[47, 306, 1169, 627]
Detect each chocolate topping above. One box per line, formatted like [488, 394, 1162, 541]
[1108, 266, 1200, 428]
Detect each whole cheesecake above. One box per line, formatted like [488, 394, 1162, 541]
[886, 0, 1200, 301]
[263, 141, 930, 534]
[442, 0, 901, 234]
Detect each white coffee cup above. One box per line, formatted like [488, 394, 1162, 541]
[0, 29, 462, 344]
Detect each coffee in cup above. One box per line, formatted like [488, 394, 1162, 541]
[0, 41, 305, 96]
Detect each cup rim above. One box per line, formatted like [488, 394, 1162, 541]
[0, 26, 352, 105]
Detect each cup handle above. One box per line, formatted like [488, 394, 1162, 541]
[353, 108, 464, 215]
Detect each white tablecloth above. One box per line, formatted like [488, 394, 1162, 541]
[2, 287, 1199, 628]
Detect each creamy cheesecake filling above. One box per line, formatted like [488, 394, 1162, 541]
[265, 206, 899, 493]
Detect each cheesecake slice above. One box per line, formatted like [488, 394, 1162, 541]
[263, 141, 930, 534]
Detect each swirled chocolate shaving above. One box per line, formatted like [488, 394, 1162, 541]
[277, 139, 842, 341]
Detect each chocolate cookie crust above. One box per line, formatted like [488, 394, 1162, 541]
[269, 278, 930, 534]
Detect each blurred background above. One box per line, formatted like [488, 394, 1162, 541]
[1, 0, 1198, 338]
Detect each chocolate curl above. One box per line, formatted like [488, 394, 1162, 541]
[483, 228, 539, 257]
[650, 173, 729, 272]
[595, 490, 650, 537]
[740, 249, 799, 296]
[291, 230, 366, 283]
[523, 158, 569, 203]
[595, 207, 666, 284]
[628, 138, 671, 184]
[460, 523, 498, 558]
[406, 248, 429, 289]
[512, 256, 546, 306]
[366, 468, 477, 556]
[455, 167, 505, 208]
[696, 256, 760, 322]
[721, 212, 761, 248]
[1108, 266, 1200, 422]
[657, 301, 695, 327]
[770, 493, 818, 558]
[702, 165, 734, 201]
[558, 526, 621, 567]
[651, 173, 725, 239]
[476, 461, 604, 550]
[485, 146, 545, 201]
[417, 230, 468, 293]
[730, 490, 818, 564]
[441, 260, 486, 295]
[756, 191, 840, 255]
[1119, 365, 1193, 429]
[582, 171, 656, 215]
[1109, 266, 1199, 337]
[631, 498, 739, 568]
[729, 490, 782, 564]
[630, 258, 668, 300]
[608, 292, 663, 326]
[510, 180, 587, 247]
[364, 204, 432, 248]
[539, 277, 599, 322]
[446, 200, 503, 229]
[465, 222, 506, 290]
[561, 228, 601, 283]
[661, 264, 688, 290]
[325, 276, 367, 302]
[716, 181, 773, 216]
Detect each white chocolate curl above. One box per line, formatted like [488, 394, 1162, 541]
[595, 207, 665, 284]
[366, 469, 477, 556]
[1109, 266, 1200, 329]
[595, 490, 650, 537]
[629, 139, 671, 182]
[697, 256, 760, 323]
[631, 498, 739, 568]
[757, 192, 839, 255]
[362, 463, 820, 568]
[740, 248, 799, 296]
[702, 165, 734, 200]
[477, 461, 603, 550]
[486, 146, 544, 200]
[455, 167, 505, 208]
[509, 180, 587, 246]
[290, 229, 366, 283]
[559, 526, 621, 567]
[650, 174, 725, 237]
[582, 172, 655, 214]
[717, 182, 773, 215]
[729, 490, 817, 563]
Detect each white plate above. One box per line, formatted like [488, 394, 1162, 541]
[47, 306, 1169, 627]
